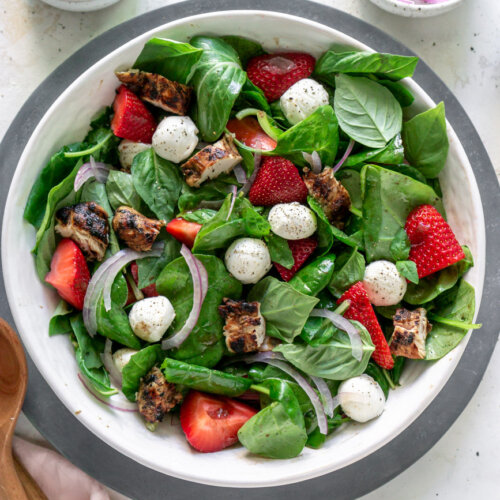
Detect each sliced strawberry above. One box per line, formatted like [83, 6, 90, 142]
[111, 85, 156, 144]
[45, 239, 90, 310]
[166, 218, 202, 248]
[249, 156, 308, 206]
[247, 52, 315, 102]
[405, 204, 465, 279]
[130, 261, 158, 298]
[274, 237, 318, 282]
[180, 391, 257, 453]
[337, 282, 394, 370]
[226, 117, 277, 151]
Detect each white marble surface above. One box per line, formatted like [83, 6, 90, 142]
[1, 0, 499, 499]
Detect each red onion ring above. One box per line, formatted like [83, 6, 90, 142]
[100, 338, 123, 390]
[225, 185, 238, 221]
[233, 164, 248, 184]
[74, 156, 111, 191]
[310, 308, 363, 362]
[302, 151, 322, 173]
[333, 139, 355, 174]
[161, 245, 207, 350]
[310, 375, 334, 418]
[240, 151, 262, 195]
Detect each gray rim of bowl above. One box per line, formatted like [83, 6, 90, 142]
[0, 1, 498, 499]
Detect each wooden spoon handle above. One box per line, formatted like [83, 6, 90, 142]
[0, 450, 28, 500]
[13, 456, 47, 500]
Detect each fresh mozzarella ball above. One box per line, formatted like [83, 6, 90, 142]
[338, 374, 385, 423]
[129, 296, 176, 342]
[118, 140, 150, 171]
[280, 78, 330, 125]
[152, 116, 199, 163]
[112, 348, 138, 373]
[225, 238, 272, 284]
[363, 260, 407, 306]
[268, 202, 317, 240]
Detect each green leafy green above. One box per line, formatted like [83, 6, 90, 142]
[106, 169, 144, 212]
[234, 78, 271, 114]
[179, 209, 217, 224]
[328, 248, 365, 298]
[220, 35, 265, 66]
[48, 301, 73, 336]
[288, 255, 336, 297]
[364, 362, 390, 398]
[390, 227, 411, 261]
[264, 233, 294, 269]
[334, 75, 402, 148]
[396, 260, 419, 284]
[307, 196, 334, 255]
[248, 276, 319, 342]
[178, 177, 235, 212]
[344, 134, 405, 168]
[336, 169, 362, 210]
[402, 102, 449, 178]
[377, 79, 415, 107]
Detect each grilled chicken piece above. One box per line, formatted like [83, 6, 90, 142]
[115, 69, 192, 115]
[137, 366, 183, 423]
[303, 167, 351, 228]
[390, 308, 432, 359]
[181, 134, 242, 188]
[112, 206, 165, 252]
[218, 298, 266, 354]
[55, 202, 109, 261]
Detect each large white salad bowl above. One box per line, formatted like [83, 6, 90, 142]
[1, 10, 485, 488]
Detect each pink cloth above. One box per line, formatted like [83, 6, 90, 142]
[12, 436, 110, 500]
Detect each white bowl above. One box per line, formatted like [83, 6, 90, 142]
[1, 10, 485, 488]
[369, 0, 464, 17]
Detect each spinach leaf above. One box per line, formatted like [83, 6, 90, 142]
[106, 169, 143, 212]
[390, 227, 411, 261]
[402, 102, 449, 179]
[328, 248, 365, 298]
[83, 127, 120, 164]
[157, 254, 242, 367]
[162, 358, 251, 396]
[248, 276, 319, 343]
[264, 233, 294, 269]
[391, 356, 406, 385]
[234, 78, 271, 114]
[178, 177, 235, 212]
[336, 169, 362, 210]
[274, 320, 374, 380]
[361, 164, 442, 262]
[121, 345, 165, 401]
[364, 362, 390, 398]
[334, 75, 402, 149]
[272, 105, 339, 166]
[48, 300, 73, 336]
[133, 37, 203, 84]
[377, 79, 415, 107]
[425, 280, 476, 360]
[24, 143, 87, 228]
[289, 255, 336, 297]
[396, 260, 419, 284]
[382, 163, 427, 184]
[343, 135, 405, 168]
[220, 36, 265, 67]
[307, 196, 334, 255]
[179, 209, 217, 224]
[315, 49, 418, 82]
[131, 149, 182, 221]
[189, 36, 246, 141]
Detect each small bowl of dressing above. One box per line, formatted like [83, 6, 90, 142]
[369, 0, 465, 17]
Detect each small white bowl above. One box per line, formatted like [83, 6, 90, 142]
[369, 0, 464, 17]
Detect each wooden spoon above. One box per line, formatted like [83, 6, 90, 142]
[0, 318, 43, 499]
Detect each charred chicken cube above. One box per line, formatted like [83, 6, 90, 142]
[181, 134, 242, 188]
[112, 206, 165, 252]
[55, 202, 109, 261]
[390, 307, 432, 359]
[218, 298, 266, 354]
[115, 69, 192, 116]
[137, 366, 183, 424]
[303, 167, 351, 227]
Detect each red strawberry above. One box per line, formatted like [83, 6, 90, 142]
[249, 157, 308, 206]
[180, 391, 257, 453]
[247, 52, 315, 102]
[274, 238, 318, 282]
[130, 262, 158, 298]
[226, 117, 277, 151]
[45, 239, 90, 310]
[166, 218, 202, 248]
[111, 85, 156, 143]
[337, 282, 394, 370]
[405, 204, 465, 279]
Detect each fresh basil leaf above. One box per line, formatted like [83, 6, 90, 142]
[274, 320, 375, 380]
[390, 227, 411, 261]
[307, 196, 334, 255]
[248, 276, 319, 343]
[328, 248, 365, 298]
[157, 254, 242, 367]
[190, 36, 246, 141]
[382, 163, 428, 184]
[288, 255, 336, 297]
[220, 35, 265, 67]
[121, 345, 165, 401]
[315, 49, 418, 82]
[234, 78, 271, 114]
[361, 164, 443, 262]
[106, 169, 144, 212]
[377, 79, 415, 107]
[133, 37, 203, 84]
[131, 149, 182, 221]
[265, 233, 294, 269]
[396, 260, 419, 284]
[179, 209, 217, 224]
[48, 300, 73, 336]
[336, 169, 362, 210]
[402, 102, 449, 179]
[178, 176, 235, 212]
[334, 75, 402, 149]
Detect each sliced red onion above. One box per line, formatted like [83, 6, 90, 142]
[225, 185, 238, 221]
[333, 139, 355, 174]
[161, 245, 207, 350]
[240, 151, 262, 195]
[74, 156, 111, 192]
[302, 151, 322, 173]
[77, 374, 138, 412]
[196, 256, 209, 301]
[310, 308, 363, 362]
[100, 338, 123, 390]
[233, 164, 248, 184]
[310, 375, 334, 418]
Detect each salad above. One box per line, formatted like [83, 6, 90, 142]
[24, 34, 480, 459]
